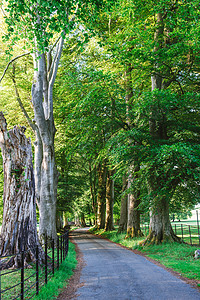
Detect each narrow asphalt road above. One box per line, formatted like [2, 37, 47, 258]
[72, 228, 200, 300]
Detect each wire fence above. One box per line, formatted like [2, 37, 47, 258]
[0, 230, 69, 300]
[140, 223, 200, 246]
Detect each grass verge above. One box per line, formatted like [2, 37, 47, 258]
[90, 228, 200, 283]
[34, 241, 77, 299]
[0, 241, 77, 300]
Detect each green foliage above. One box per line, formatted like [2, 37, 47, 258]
[3, 0, 112, 53]
[1, 0, 200, 225]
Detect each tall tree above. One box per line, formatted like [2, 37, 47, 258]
[0, 0, 107, 242]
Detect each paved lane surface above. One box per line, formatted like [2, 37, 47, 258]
[72, 228, 200, 300]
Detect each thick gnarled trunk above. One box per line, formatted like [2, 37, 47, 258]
[105, 170, 115, 231]
[0, 113, 44, 268]
[142, 197, 180, 245]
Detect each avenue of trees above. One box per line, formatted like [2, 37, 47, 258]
[0, 0, 200, 260]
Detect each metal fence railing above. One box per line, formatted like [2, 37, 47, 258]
[0, 230, 69, 300]
[140, 223, 200, 246]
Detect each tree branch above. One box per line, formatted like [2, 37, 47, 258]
[11, 64, 36, 132]
[0, 52, 31, 84]
[47, 4, 79, 121]
[50, 36, 62, 53]
[48, 3, 79, 84]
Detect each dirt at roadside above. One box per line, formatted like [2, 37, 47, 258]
[56, 233, 85, 300]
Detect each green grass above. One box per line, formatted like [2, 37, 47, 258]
[90, 228, 200, 282]
[34, 242, 77, 300]
[0, 241, 77, 300]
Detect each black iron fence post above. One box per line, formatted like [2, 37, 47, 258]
[0, 231, 70, 300]
[63, 234, 65, 260]
[66, 231, 69, 256]
[57, 236, 59, 270]
[21, 251, 24, 300]
[52, 239, 55, 275]
[45, 239, 48, 284]
[36, 245, 39, 295]
[61, 236, 63, 264]
[0, 264, 1, 300]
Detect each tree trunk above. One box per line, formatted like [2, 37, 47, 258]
[97, 162, 107, 229]
[31, 52, 58, 244]
[63, 212, 68, 227]
[75, 215, 81, 227]
[89, 163, 97, 225]
[126, 165, 143, 238]
[105, 170, 115, 231]
[144, 13, 180, 244]
[81, 213, 86, 227]
[142, 197, 180, 245]
[56, 210, 63, 232]
[0, 112, 44, 268]
[118, 176, 128, 233]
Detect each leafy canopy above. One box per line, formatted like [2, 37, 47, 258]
[3, 0, 110, 52]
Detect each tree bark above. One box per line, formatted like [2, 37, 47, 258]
[31, 50, 59, 244]
[118, 176, 128, 233]
[96, 162, 107, 229]
[126, 165, 143, 238]
[105, 169, 115, 231]
[142, 197, 180, 245]
[75, 215, 81, 227]
[0, 112, 44, 268]
[81, 213, 86, 227]
[56, 210, 63, 232]
[89, 162, 97, 225]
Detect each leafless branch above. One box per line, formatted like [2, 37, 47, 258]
[0, 5, 7, 17]
[0, 52, 31, 84]
[12, 64, 36, 132]
[49, 7, 79, 81]
[50, 36, 62, 53]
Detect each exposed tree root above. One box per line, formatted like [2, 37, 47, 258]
[125, 227, 144, 239]
[118, 224, 127, 233]
[140, 228, 182, 246]
[0, 241, 46, 270]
